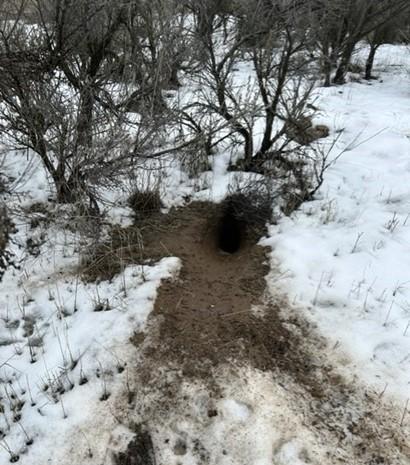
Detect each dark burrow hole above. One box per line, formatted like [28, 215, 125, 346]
[217, 210, 244, 254]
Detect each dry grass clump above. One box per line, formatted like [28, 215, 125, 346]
[128, 189, 163, 220]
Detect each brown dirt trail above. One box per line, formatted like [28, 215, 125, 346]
[135, 201, 290, 379]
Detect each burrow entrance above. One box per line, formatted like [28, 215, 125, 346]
[216, 209, 244, 254]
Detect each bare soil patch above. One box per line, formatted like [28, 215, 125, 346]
[132, 203, 322, 398]
[135, 202, 282, 378]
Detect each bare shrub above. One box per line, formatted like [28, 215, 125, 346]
[307, 0, 410, 85]
[128, 189, 163, 219]
[223, 178, 276, 238]
[180, 138, 213, 178]
[177, 0, 320, 180]
[0, 0, 188, 211]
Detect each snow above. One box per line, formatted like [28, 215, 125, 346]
[264, 44, 410, 402]
[274, 440, 310, 465]
[0, 187, 180, 464]
[143, 367, 327, 465]
[1, 41, 410, 463]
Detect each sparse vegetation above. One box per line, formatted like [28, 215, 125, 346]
[223, 180, 275, 238]
[0, 206, 14, 279]
[128, 189, 163, 220]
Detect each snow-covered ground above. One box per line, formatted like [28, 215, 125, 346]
[266, 44, 410, 403]
[1, 43, 410, 464]
[0, 156, 180, 463]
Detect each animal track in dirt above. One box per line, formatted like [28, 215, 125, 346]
[120, 202, 410, 464]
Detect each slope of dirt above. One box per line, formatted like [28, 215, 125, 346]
[134, 203, 330, 398]
[98, 202, 410, 465]
[134, 202, 285, 380]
